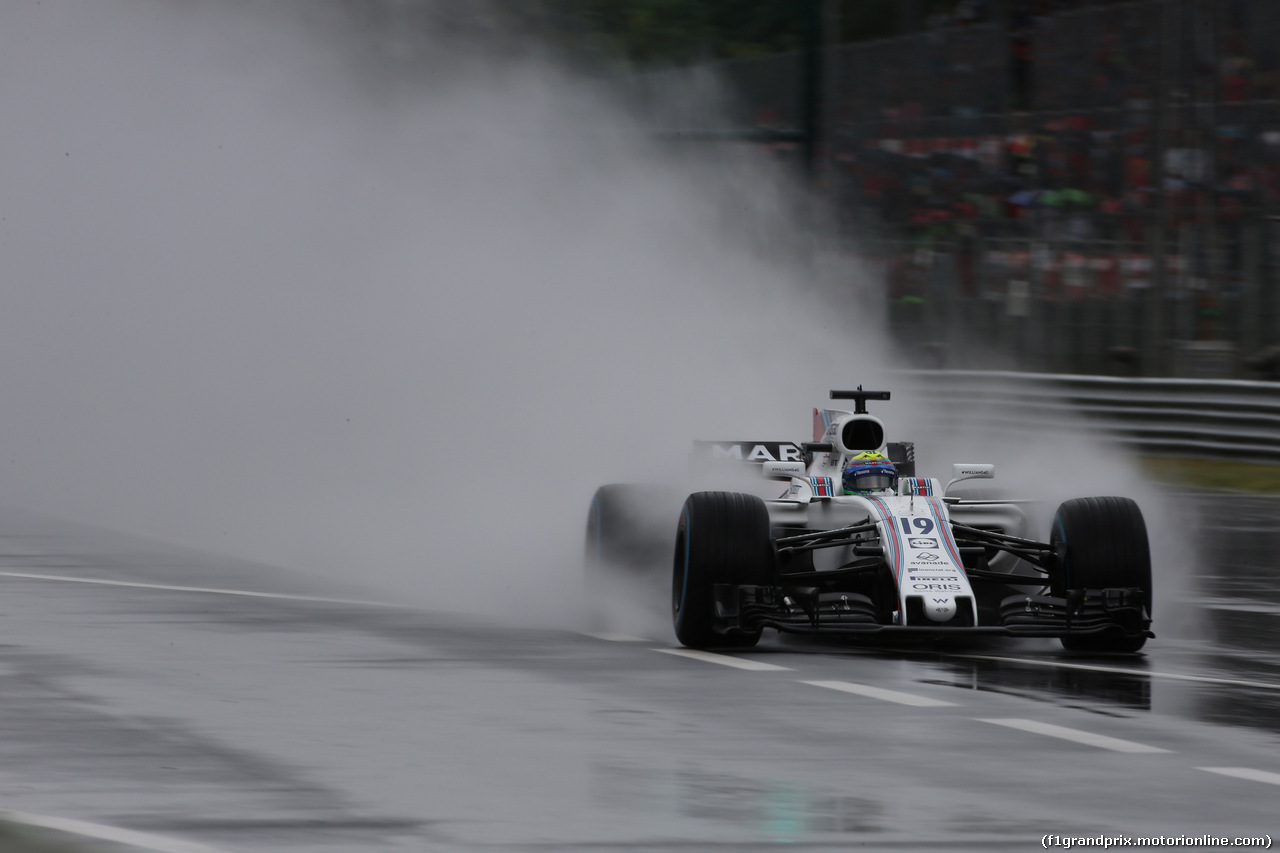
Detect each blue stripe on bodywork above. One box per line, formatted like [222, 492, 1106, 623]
[867, 497, 902, 582]
[591, 497, 602, 561]
[677, 506, 692, 620]
[925, 497, 967, 576]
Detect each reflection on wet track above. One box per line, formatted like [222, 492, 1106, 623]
[919, 654, 1154, 713]
[0, 495, 1275, 851]
[1182, 495, 1280, 735]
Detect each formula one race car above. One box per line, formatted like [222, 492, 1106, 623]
[586, 388, 1153, 653]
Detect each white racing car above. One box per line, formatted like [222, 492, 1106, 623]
[587, 388, 1153, 653]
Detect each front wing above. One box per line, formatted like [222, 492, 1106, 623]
[709, 519, 1152, 643]
[714, 583, 1152, 641]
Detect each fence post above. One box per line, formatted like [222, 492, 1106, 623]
[1236, 223, 1253, 361]
[1145, 0, 1172, 377]
[801, 0, 823, 181]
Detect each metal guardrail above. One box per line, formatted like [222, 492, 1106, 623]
[905, 370, 1280, 462]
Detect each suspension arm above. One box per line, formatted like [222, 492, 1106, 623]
[950, 522, 1056, 570]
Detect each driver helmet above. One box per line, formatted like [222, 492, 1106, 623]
[842, 451, 897, 494]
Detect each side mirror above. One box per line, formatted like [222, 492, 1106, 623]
[945, 463, 994, 495]
[762, 461, 806, 480]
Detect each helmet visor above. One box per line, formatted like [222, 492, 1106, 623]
[844, 463, 897, 493]
[851, 472, 895, 491]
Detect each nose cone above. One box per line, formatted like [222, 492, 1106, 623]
[924, 595, 957, 622]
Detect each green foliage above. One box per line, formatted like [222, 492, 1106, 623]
[1140, 457, 1280, 494]
[0, 822, 96, 853]
[530, 0, 903, 66]
[840, 0, 897, 43]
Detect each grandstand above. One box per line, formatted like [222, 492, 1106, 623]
[708, 0, 1280, 378]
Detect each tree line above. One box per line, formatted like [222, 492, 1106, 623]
[525, 0, 904, 65]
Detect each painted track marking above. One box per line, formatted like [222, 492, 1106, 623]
[0, 809, 226, 853]
[4, 573, 1250, 762]
[801, 679, 957, 707]
[1199, 767, 1280, 786]
[950, 653, 1280, 692]
[0, 570, 401, 608]
[582, 632, 651, 642]
[976, 718, 1170, 753]
[654, 648, 791, 671]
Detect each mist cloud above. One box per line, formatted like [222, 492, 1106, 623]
[0, 0, 889, 612]
[1, 1, 1192, 639]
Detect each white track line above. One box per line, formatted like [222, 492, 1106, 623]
[0, 570, 401, 608]
[0, 809, 225, 853]
[1199, 767, 1280, 787]
[653, 648, 791, 671]
[951, 653, 1280, 692]
[801, 680, 957, 707]
[976, 718, 1170, 753]
[582, 632, 651, 642]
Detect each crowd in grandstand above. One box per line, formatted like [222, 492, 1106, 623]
[839, 2, 1279, 238]
[820, 0, 1280, 326]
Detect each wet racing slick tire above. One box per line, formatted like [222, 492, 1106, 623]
[585, 484, 681, 576]
[672, 491, 775, 649]
[1051, 496, 1152, 653]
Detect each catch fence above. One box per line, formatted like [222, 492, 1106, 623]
[633, 0, 1280, 379]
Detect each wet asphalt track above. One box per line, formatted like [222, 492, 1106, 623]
[0, 497, 1275, 851]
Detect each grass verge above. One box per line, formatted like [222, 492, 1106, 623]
[0, 820, 99, 852]
[1139, 457, 1280, 493]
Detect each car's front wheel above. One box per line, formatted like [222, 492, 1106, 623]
[1051, 496, 1152, 653]
[672, 491, 774, 649]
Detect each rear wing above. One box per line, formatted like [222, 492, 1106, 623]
[691, 439, 915, 477]
[690, 441, 804, 464]
[688, 441, 807, 499]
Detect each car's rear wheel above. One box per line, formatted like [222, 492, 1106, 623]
[1051, 496, 1151, 653]
[585, 484, 680, 575]
[672, 491, 774, 649]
